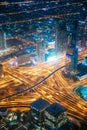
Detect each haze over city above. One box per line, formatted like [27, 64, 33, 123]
[0, 0, 87, 130]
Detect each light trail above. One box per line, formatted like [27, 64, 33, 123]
[0, 50, 87, 124]
[0, 2, 81, 15]
[0, 12, 80, 26]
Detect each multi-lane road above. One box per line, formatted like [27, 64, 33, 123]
[0, 49, 87, 125]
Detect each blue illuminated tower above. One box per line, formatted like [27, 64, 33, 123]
[65, 21, 78, 75]
[70, 46, 78, 71]
[65, 44, 78, 74]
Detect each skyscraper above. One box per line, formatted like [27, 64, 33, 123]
[0, 64, 4, 78]
[0, 31, 6, 50]
[65, 21, 78, 76]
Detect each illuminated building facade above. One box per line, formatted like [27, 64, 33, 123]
[36, 41, 45, 62]
[66, 45, 78, 73]
[0, 0, 87, 130]
[44, 103, 68, 130]
[81, 18, 87, 48]
[76, 56, 87, 80]
[30, 98, 50, 129]
[0, 64, 4, 78]
[0, 31, 6, 50]
[65, 21, 79, 76]
[55, 20, 67, 54]
[29, 99, 70, 130]
[83, 57, 87, 65]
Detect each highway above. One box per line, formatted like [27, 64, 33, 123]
[0, 49, 87, 124]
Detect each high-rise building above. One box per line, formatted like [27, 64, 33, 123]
[0, 64, 4, 78]
[0, 31, 6, 50]
[44, 103, 68, 130]
[83, 57, 87, 66]
[55, 20, 67, 54]
[81, 18, 87, 48]
[65, 44, 78, 75]
[36, 40, 45, 62]
[29, 99, 71, 130]
[30, 98, 50, 129]
[65, 21, 78, 76]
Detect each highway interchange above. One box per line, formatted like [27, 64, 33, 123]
[0, 49, 87, 126]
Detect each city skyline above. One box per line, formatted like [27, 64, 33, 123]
[0, 0, 87, 130]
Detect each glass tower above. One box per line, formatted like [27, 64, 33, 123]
[0, 31, 6, 50]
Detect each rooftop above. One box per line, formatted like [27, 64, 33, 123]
[0, 108, 8, 114]
[46, 103, 67, 116]
[31, 98, 50, 112]
[77, 63, 87, 72]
